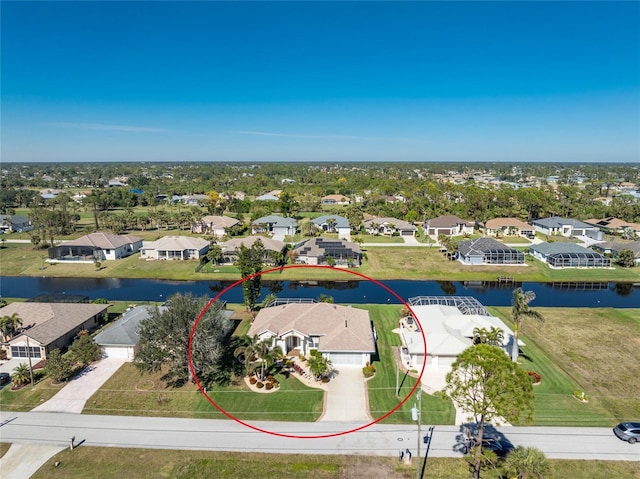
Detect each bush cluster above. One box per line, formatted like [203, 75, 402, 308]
[362, 364, 376, 378]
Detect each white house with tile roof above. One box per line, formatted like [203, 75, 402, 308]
[247, 301, 376, 367]
[49, 232, 143, 262]
[140, 236, 209, 260]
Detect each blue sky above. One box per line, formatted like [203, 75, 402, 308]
[2, 1, 639, 163]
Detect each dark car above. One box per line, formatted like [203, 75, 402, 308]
[466, 436, 513, 458]
[0, 372, 11, 386]
[613, 422, 640, 444]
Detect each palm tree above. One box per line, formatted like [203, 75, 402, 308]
[11, 362, 31, 387]
[233, 335, 260, 376]
[301, 221, 319, 237]
[307, 353, 333, 380]
[511, 288, 543, 362]
[0, 313, 23, 341]
[326, 217, 337, 233]
[503, 446, 551, 479]
[473, 326, 504, 346]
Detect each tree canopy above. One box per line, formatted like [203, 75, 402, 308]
[445, 344, 534, 479]
[135, 293, 232, 388]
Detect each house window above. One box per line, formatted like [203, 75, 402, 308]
[10, 345, 42, 359]
[105, 249, 111, 254]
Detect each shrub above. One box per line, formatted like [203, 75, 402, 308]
[256, 381, 264, 389]
[265, 382, 273, 390]
[527, 371, 542, 384]
[249, 376, 257, 385]
[573, 390, 589, 402]
[362, 364, 376, 378]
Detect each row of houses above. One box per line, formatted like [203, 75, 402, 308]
[47, 232, 364, 267]
[0, 294, 518, 387]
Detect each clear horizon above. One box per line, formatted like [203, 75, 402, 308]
[1, 1, 639, 163]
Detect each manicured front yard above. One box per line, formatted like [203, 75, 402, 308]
[359, 304, 456, 425]
[84, 363, 324, 422]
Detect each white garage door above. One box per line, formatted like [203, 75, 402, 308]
[103, 346, 131, 360]
[327, 353, 363, 366]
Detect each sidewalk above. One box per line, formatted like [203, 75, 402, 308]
[0, 358, 125, 478]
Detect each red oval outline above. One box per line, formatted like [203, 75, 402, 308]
[187, 264, 427, 439]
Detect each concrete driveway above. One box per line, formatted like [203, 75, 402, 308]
[32, 357, 125, 413]
[319, 366, 371, 423]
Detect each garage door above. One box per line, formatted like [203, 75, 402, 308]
[327, 353, 363, 366]
[103, 346, 131, 360]
[400, 230, 413, 236]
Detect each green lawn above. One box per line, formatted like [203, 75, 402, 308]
[27, 447, 640, 479]
[0, 372, 62, 412]
[2, 238, 639, 282]
[84, 362, 324, 422]
[490, 307, 640, 425]
[353, 234, 405, 244]
[358, 305, 456, 425]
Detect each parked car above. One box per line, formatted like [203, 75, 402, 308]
[613, 422, 640, 444]
[0, 372, 11, 386]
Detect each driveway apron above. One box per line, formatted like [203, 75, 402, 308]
[319, 366, 371, 422]
[32, 358, 126, 413]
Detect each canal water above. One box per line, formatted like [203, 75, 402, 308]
[1, 276, 639, 307]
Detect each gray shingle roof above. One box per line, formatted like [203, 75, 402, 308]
[363, 217, 416, 231]
[94, 306, 161, 346]
[531, 216, 594, 229]
[312, 215, 350, 229]
[252, 215, 297, 227]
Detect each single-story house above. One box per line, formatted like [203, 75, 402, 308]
[0, 215, 34, 233]
[247, 301, 376, 367]
[584, 217, 640, 237]
[251, 215, 297, 239]
[529, 242, 611, 268]
[591, 241, 640, 265]
[320, 194, 351, 206]
[457, 237, 525, 265]
[312, 215, 351, 239]
[398, 296, 517, 370]
[140, 236, 209, 260]
[191, 215, 240, 236]
[48, 233, 143, 262]
[93, 305, 162, 360]
[483, 217, 534, 238]
[2, 302, 110, 360]
[363, 217, 417, 237]
[424, 215, 474, 237]
[292, 237, 362, 267]
[219, 236, 286, 264]
[531, 216, 603, 240]
[255, 190, 282, 201]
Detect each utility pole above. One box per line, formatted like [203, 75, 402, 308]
[411, 385, 422, 479]
[396, 363, 399, 396]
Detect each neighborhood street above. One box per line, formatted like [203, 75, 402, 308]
[1, 411, 638, 462]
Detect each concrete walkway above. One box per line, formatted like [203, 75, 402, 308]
[319, 367, 371, 422]
[32, 358, 126, 413]
[0, 358, 125, 478]
[0, 444, 65, 479]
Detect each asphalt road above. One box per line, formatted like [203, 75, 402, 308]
[0, 412, 637, 461]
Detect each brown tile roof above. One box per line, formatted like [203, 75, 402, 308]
[200, 215, 240, 228]
[221, 236, 285, 253]
[484, 217, 532, 230]
[248, 303, 375, 353]
[61, 232, 142, 249]
[2, 302, 110, 346]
